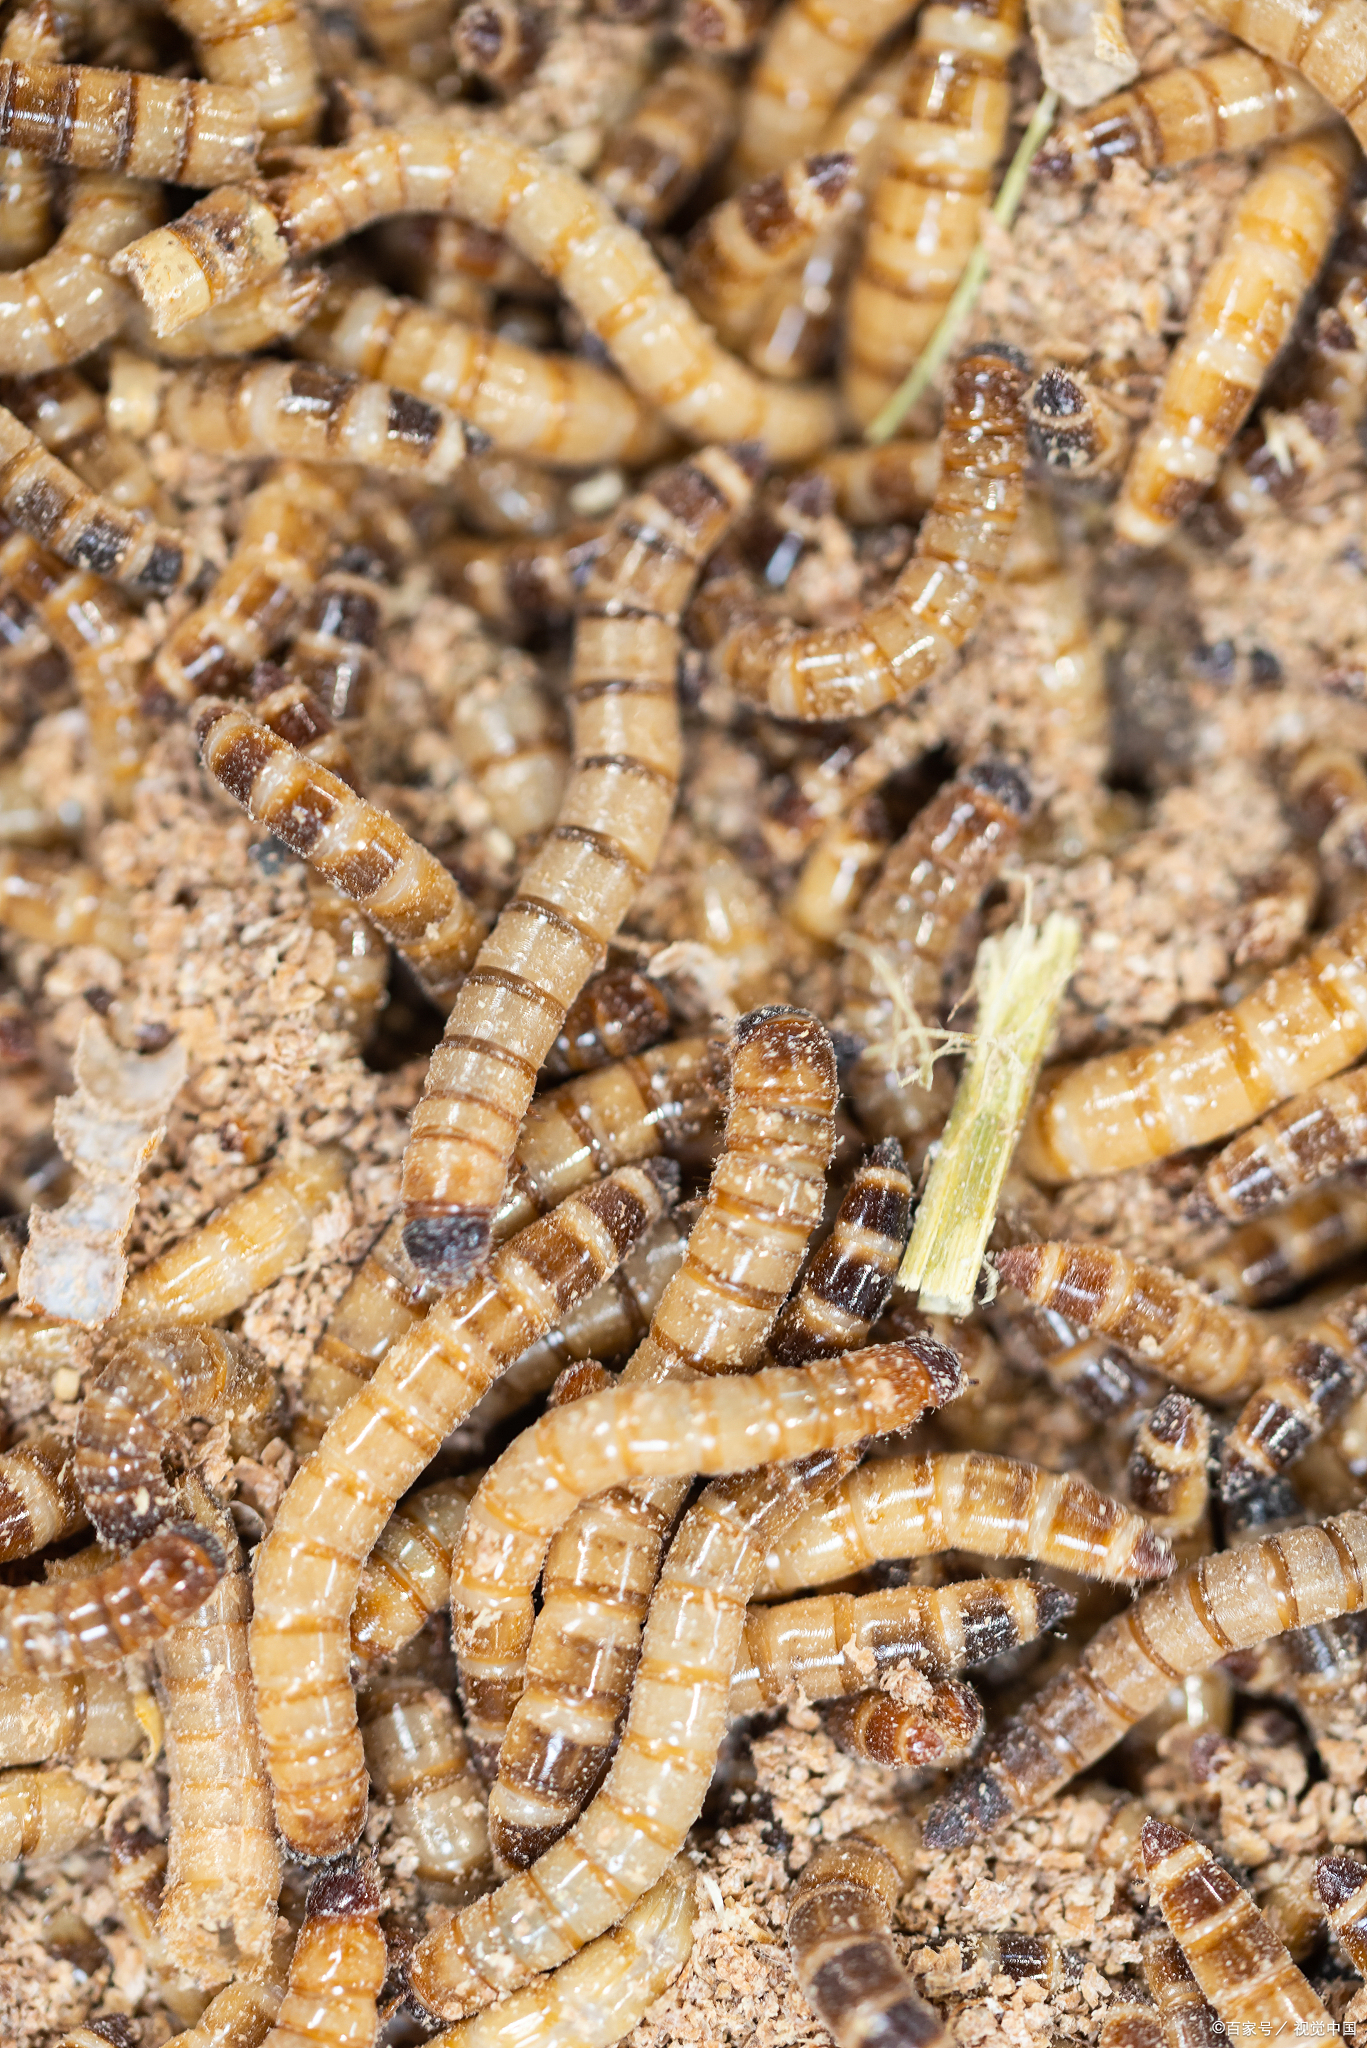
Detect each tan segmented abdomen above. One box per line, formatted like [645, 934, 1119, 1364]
[351, 1475, 479, 1662]
[0, 398, 192, 592]
[1, 366, 170, 519]
[787, 1819, 942, 2048]
[0, 171, 161, 378]
[0, 59, 260, 183]
[1219, 1285, 1367, 1501]
[593, 55, 737, 227]
[1142, 1921, 1226, 2048]
[843, 0, 1025, 425]
[359, 1674, 491, 1890]
[1199, 0, 1367, 151]
[161, 0, 322, 141]
[680, 151, 856, 350]
[766, 1137, 913, 1365]
[0, 1525, 223, 1676]
[1115, 128, 1355, 546]
[0, 1435, 84, 1562]
[265, 1858, 386, 2048]
[1128, 1391, 1212, 1542]
[0, 4, 53, 273]
[1187, 1181, 1367, 1304]
[0, 1668, 145, 1764]
[736, 0, 919, 177]
[544, 964, 672, 1078]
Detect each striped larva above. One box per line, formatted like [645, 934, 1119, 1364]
[708, 346, 1028, 719]
[752, 1451, 1173, 1598]
[822, 1679, 984, 1769]
[445, 663, 569, 845]
[920, 1512, 1367, 1847]
[0, 1764, 101, 1861]
[351, 1476, 479, 1662]
[0, 400, 191, 592]
[249, 665, 355, 786]
[263, 1859, 385, 2048]
[766, 1138, 912, 1366]
[400, 448, 759, 1281]
[1186, 1182, 1367, 1305]
[1128, 1393, 1213, 1543]
[0, 1524, 223, 1676]
[0, 1669, 148, 1764]
[843, 0, 1024, 425]
[1019, 900, 1367, 1184]
[1027, 1329, 1163, 1430]
[1221, 1295, 1367, 1501]
[74, 1328, 276, 1546]
[453, 0, 547, 90]
[735, 0, 917, 177]
[0, 171, 161, 378]
[1114, 130, 1355, 548]
[1025, 365, 1132, 481]
[679, 152, 857, 352]
[0, 59, 260, 183]
[1199, 0, 1367, 153]
[434, 524, 605, 640]
[0, 1434, 84, 1560]
[927, 1933, 1086, 1996]
[815, 438, 940, 525]
[289, 1216, 437, 1461]
[0, 368, 169, 518]
[409, 1450, 857, 2017]
[294, 280, 666, 468]
[1004, 490, 1110, 746]
[0, 3, 54, 272]
[284, 547, 384, 726]
[1141, 1818, 1329, 2035]
[249, 1163, 675, 1859]
[1195, 1065, 1367, 1224]
[197, 701, 486, 1009]
[1315, 1853, 1367, 1974]
[161, 0, 322, 142]
[374, 215, 550, 325]
[787, 1819, 941, 2048]
[544, 964, 671, 1078]
[592, 55, 737, 227]
[359, 1675, 491, 1892]
[108, 127, 842, 459]
[681, 0, 771, 46]
[1037, 50, 1330, 184]
[1142, 1923, 1225, 2048]
[993, 1243, 1267, 1401]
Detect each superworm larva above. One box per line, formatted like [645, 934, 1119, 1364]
[109, 126, 842, 458]
[375, 216, 549, 324]
[359, 1675, 491, 1891]
[1196, 1065, 1367, 1224]
[942, 1934, 1087, 1995]
[0, 1433, 84, 1560]
[0, 1524, 222, 1676]
[1187, 1182, 1367, 1305]
[249, 664, 355, 785]
[1142, 1923, 1224, 2048]
[1114, 130, 1355, 547]
[1025, 365, 1133, 480]
[155, 1979, 284, 2048]
[434, 524, 604, 640]
[543, 965, 671, 1078]
[1221, 1300, 1367, 1501]
[843, 0, 1024, 426]
[0, 1668, 146, 1764]
[283, 547, 383, 728]
[680, 0, 771, 48]
[0, 400, 191, 592]
[351, 1475, 479, 1662]
[679, 153, 856, 352]
[198, 701, 486, 1009]
[262, 1859, 385, 2048]
[766, 1139, 912, 1366]
[1128, 1393, 1213, 1543]
[1037, 51, 1330, 184]
[1004, 490, 1110, 745]
[1, 367, 169, 518]
[708, 347, 1028, 719]
[161, 0, 322, 142]
[787, 1819, 942, 2048]
[0, 59, 259, 182]
[453, 0, 546, 90]
[786, 799, 895, 945]
[1019, 901, 1367, 1184]
[1315, 1852, 1367, 1974]
[593, 55, 737, 227]
[400, 448, 759, 1282]
[0, 1764, 101, 1861]
[146, 271, 332, 364]
[920, 1513, 1367, 1847]
[1237, 1608, 1367, 1743]
[108, 1828, 207, 2030]
[735, 0, 915, 177]
[823, 1678, 984, 1769]
[289, 1216, 437, 1460]
[249, 1162, 674, 1859]
[751, 1451, 1173, 1597]
[295, 280, 666, 468]
[74, 1328, 274, 1546]
[0, 171, 160, 378]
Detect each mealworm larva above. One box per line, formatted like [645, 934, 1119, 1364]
[250, 1162, 675, 1860]
[0, 59, 260, 183]
[1027, 1331, 1163, 1428]
[355, 0, 457, 81]
[1141, 1818, 1329, 2034]
[434, 523, 605, 639]
[108, 1827, 209, 2029]
[752, 1450, 1174, 1598]
[0, 1763, 101, 1860]
[543, 965, 671, 1078]
[409, 1448, 857, 2017]
[679, 0, 772, 49]
[1315, 1852, 1367, 1975]
[1199, 0, 1367, 152]
[823, 1677, 984, 1769]
[0, 4, 54, 273]
[145, 271, 332, 364]
[593, 55, 737, 228]
[0, 1524, 223, 1676]
[0, 1433, 84, 1561]
[1037, 50, 1330, 185]
[1221, 1296, 1367, 1502]
[289, 1216, 436, 1461]
[951, 1933, 1087, 1994]
[109, 129, 841, 460]
[446, 663, 569, 844]
[0, 170, 161, 377]
[294, 279, 667, 469]
[995, 1243, 1267, 1401]
[453, 0, 546, 90]
[400, 448, 760, 1282]
[74, 1328, 275, 1546]
[359, 1675, 491, 1892]
[920, 1511, 1367, 1848]
[1196, 1065, 1367, 1226]
[1142, 1922, 1224, 2048]
[0, 367, 169, 518]
[0, 400, 191, 592]
[786, 798, 895, 946]
[1025, 365, 1133, 481]
[786, 1818, 940, 2048]
[197, 701, 486, 1010]
[843, 0, 1025, 424]
[249, 664, 355, 786]
[375, 216, 550, 323]
[158, 1978, 284, 2048]
[263, 1859, 385, 2048]
[0, 1668, 147, 1764]
[709, 347, 1028, 719]
[736, 0, 916, 177]
[1020, 900, 1367, 1184]
[766, 1139, 912, 1367]
[679, 152, 856, 352]
[1240, 1606, 1367, 1741]
[352, 1475, 479, 1662]
[284, 546, 384, 725]
[729, 1575, 1074, 1714]
[161, 0, 321, 143]
[814, 439, 940, 525]
[1128, 1393, 1212, 1543]
[1187, 1182, 1367, 1306]
[1114, 129, 1355, 548]
[1004, 489, 1110, 745]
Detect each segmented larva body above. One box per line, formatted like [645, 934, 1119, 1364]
[1197, 1064, 1367, 1225]
[946, 1934, 1087, 1995]
[1, 368, 169, 518]
[0, 171, 161, 378]
[74, 1328, 275, 1547]
[0, 851, 124, 951]
[435, 524, 603, 640]
[1021, 900, 1367, 1183]
[0, 399, 192, 593]
[157, 1979, 284, 2048]
[1025, 366, 1133, 480]
[357, 0, 457, 80]
[593, 55, 736, 227]
[263, 1860, 385, 2048]
[249, 664, 355, 786]
[453, 0, 547, 90]
[823, 1679, 984, 1769]
[446, 662, 568, 845]
[994, 1243, 1267, 1401]
[249, 1163, 674, 1859]
[751, 1451, 1173, 1598]
[1315, 1852, 1367, 1975]
[1188, 1181, 1367, 1305]
[0, 1525, 222, 1676]
[290, 1216, 436, 1461]
[295, 280, 666, 469]
[544, 964, 671, 1078]
[0, 4, 53, 272]
[409, 1450, 856, 2017]
[108, 1827, 208, 2030]
[815, 439, 940, 525]
[680, 0, 772, 48]
[1221, 1292, 1367, 1501]
[1128, 1393, 1212, 1543]
[1114, 129, 1355, 547]
[352, 1476, 478, 1662]
[1198, 0, 1367, 151]
[1142, 1923, 1224, 2048]
[786, 798, 894, 945]
[198, 701, 486, 1010]
[161, 0, 322, 142]
[0, 1668, 148, 1764]
[375, 215, 550, 324]
[736, 0, 917, 177]
[710, 347, 1029, 719]
[281, 546, 382, 725]
[359, 1675, 491, 1891]
[729, 1576, 1074, 1714]
[1270, 1609, 1367, 1741]
[920, 1512, 1367, 1848]
[400, 449, 759, 1283]
[680, 152, 856, 351]
[0, 1434, 84, 1561]
[0, 59, 260, 183]
[148, 271, 332, 363]
[1037, 50, 1330, 184]
[110, 128, 841, 461]
[0, 1764, 101, 1860]
[787, 1818, 942, 2048]
[766, 1139, 913, 1366]
[1004, 490, 1110, 745]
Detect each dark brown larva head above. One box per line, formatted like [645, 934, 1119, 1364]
[306, 1856, 382, 1919]
[731, 1005, 837, 1098]
[1315, 1852, 1367, 1912]
[808, 151, 855, 203]
[965, 758, 1031, 817]
[402, 1210, 490, 1282]
[1139, 1816, 1190, 1869]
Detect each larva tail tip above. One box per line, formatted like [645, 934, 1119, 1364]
[1139, 1815, 1188, 1868]
[921, 1767, 1012, 1847]
[402, 1211, 490, 1282]
[1130, 1528, 1176, 1582]
[807, 150, 856, 199]
[1315, 1852, 1367, 1909]
[1034, 1582, 1076, 1630]
[966, 757, 1031, 816]
[726, 440, 767, 481]
[640, 1154, 683, 1203]
[306, 1857, 382, 1918]
[865, 1995, 945, 2047]
[867, 1135, 908, 1173]
[1029, 365, 1087, 418]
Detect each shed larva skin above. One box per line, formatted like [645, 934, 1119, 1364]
[400, 449, 760, 1284]
[294, 280, 667, 469]
[197, 700, 487, 1010]
[1141, 1819, 1330, 2035]
[249, 1162, 674, 1861]
[409, 1450, 855, 2017]
[823, 1679, 984, 1770]
[0, 59, 260, 183]
[1221, 1295, 1367, 1501]
[679, 152, 857, 352]
[1115, 129, 1355, 548]
[994, 1243, 1266, 1402]
[1196, 1065, 1367, 1226]
[109, 130, 842, 462]
[729, 1576, 1074, 1715]
[1022, 900, 1367, 1185]
[0, 170, 161, 379]
[710, 348, 1028, 720]
[543, 965, 672, 1078]
[0, 401, 192, 594]
[1142, 1924, 1224, 2048]
[1, 368, 170, 519]
[351, 1476, 479, 1663]
[74, 1329, 275, 1547]
[0, 1434, 85, 1561]
[0, 1764, 101, 1861]
[751, 1451, 1173, 1599]
[1128, 1393, 1212, 1543]
[593, 55, 737, 228]
[359, 1675, 491, 1891]
[1187, 1181, 1367, 1306]
[0, 1524, 223, 1677]
[766, 1138, 913, 1367]
[263, 1860, 386, 2048]
[787, 1819, 943, 2048]
[1314, 1853, 1367, 1975]
[920, 1513, 1367, 1849]
[0, 1669, 146, 1764]
[161, 0, 322, 143]
[736, 0, 917, 178]
[1036, 50, 1331, 185]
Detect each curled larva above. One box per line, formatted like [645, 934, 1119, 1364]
[0, 1525, 223, 1676]
[0, 1434, 85, 1561]
[0, 399, 192, 592]
[786, 797, 895, 946]
[0, 367, 171, 518]
[679, 152, 857, 352]
[735, 0, 917, 177]
[0, 1764, 102, 1860]
[264, 1858, 386, 2048]
[1187, 1182, 1367, 1306]
[1128, 1392, 1213, 1544]
[1195, 1065, 1367, 1224]
[787, 1819, 942, 2048]
[0, 171, 161, 378]
[161, 0, 321, 142]
[0, 59, 260, 183]
[593, 55, 737, 227]
[351, 1476, 479, 1663]
[0, 1669, 147, 1764]
[823, 1680, 984, 1769]
[359, 1674, 491, 1891]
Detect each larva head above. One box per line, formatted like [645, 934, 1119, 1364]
[1315, 1852, 1367, 1917]
[965, 758, 1031, 819]
[546, 1358, 614, 1406]
[305, 1856, 383, 1921]
[1139, 1815, 1200, 1878]
[141, 1520, 225, 1614]
[730, 1004, 839, 1117]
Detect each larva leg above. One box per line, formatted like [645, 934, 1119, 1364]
[543, 964, 672, 1078]
[0, 1668, 147, 1763]
[0, 170, 162, 377]
[1315, 1852, 1367, 1975]
[787, 1818, 943, 2048]
[766, 1139, 912, 1366]
[249, 1163, 675, 1859]
[0, 59, 260, 182]
[0, 1524, 223, 1676]
[593, 56, 737, 227]
[0, 1434, 85, 1559]
[1186, 1183, 1367, 1305]
[400, 449, 760, 1281]
[160, 0, 322, 143]
[921, 1512, 1367, 1847]
[0, 398, 191, 591]
[1142, 1923, 1225, 2048]
[0, 367, 170, 518]
[680, 153, 856, 351]
[266, 1859, 386, 2048]
[1194, 1066, 1367, 1225]
[1128, 1393, 1213, 1543]
[735, 0, 919, 177]
[0, 1763, 102, 1860]
[1025, 365, 1133, 480]
[359, 1675, 491, 1892]
[822, 1679, 984, 1768]
[709, 348, 1028, 718]
[351, 1476, 479, 1662]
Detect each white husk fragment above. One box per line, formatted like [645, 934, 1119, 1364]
[899, 910, 1081, 1316]
[1028, 0, 1137, 106]
[19, 1016, 187, 1325]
